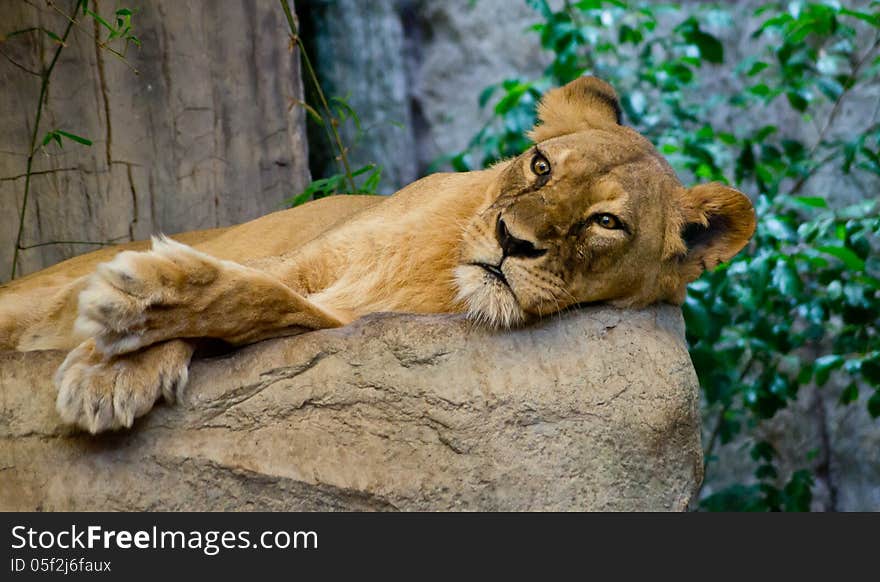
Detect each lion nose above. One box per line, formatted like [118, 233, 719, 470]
[496, 216, 547, 259]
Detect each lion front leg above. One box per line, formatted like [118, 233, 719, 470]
[55, 338, 194, 433]
[75, 235, 349, 356]
[55, 236, 348, 433]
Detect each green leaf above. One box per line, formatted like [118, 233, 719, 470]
[755, 125, 778, 141]
[746, 61, 769, 76]
[700, 484, 766, 511]
[294, 100, 324, 126]
[619, 24, 643, 45]
[349, 164, 375, 178]
[817, 77, 843, 101]
[44, 29, 62, 43]
[330, 96, 362, 133]
[763, 216, 796, 241]
[85, 8, 116, 34]
[839, 383, 859, 405]
[868, 391, 880, 419]
[862, 355, 880, 387]
[782, 470, 813, 512]
[748, 83, 772, 98]
[692, 31, 724, 64]
[772, 258, 801, 295]
[361, 165, 383, 193]
[55, 130, 93, 146]
[478, 85, 496, 108]
[814, 354, 844, 386]
[287, 191, 313, 207]
[755, 464, 778, 480]
[683, 295, 712, 336]
[786, 90, 809, 112]
[840, 8, 880, 27]
[793, 196, 828, 208]
[818, 245, 866, 271]
[750, 441, 776, 462]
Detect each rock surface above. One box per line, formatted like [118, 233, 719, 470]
[0, 305, 702, 511]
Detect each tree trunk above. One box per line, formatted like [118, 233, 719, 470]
[0, 0, 310, 282]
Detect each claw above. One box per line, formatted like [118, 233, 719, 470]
[54, 340, 194, 433]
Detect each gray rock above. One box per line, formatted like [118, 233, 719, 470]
[0, 306, 702, 511]
[825, 383, 880, 511]
[408, 0, 550, 171]
[302, 0, 417, 193]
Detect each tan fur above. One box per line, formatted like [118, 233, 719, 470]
[0, 77, 756, 433]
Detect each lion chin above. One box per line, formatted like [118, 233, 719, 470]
[453, 264, 526, 329]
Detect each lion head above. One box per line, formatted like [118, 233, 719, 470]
[454, 76, 756, 327]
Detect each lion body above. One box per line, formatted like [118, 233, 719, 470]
[0, 171, 497, 352]
[0, 77, 756, 433]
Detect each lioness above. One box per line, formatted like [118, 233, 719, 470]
[0, 77, 755, 433]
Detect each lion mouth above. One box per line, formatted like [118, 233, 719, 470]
[472, 262, 510, 288]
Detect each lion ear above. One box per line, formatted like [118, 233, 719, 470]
[673, 183, 756, 282]
[528, 76, 622, 142]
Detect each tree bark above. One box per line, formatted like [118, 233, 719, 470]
[0, 0, 310, 281]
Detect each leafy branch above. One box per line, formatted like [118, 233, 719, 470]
[279, 0, 356, 194]
[44, 0, 140, 72]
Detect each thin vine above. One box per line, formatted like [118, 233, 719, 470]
[10, 0, 86, 280]
[7, 0, 140, 280]
[279, 0, 356, 193]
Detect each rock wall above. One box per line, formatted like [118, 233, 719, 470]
[302, 0, 549, 190]
[300, 0, 417, 193]
[0, 306, 702, 511]
[701, 380, 880, 511]
[0, 0, 310, 281]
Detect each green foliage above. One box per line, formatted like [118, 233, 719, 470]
[701, 436, 814, 511]
[288, 94, 385, 205]
[41, 129, 93, 148]
[85, 6, 141, 49]
[453, 0, 880, 511]
[286, 163, 382, 207]
[280, 0, 383, 205]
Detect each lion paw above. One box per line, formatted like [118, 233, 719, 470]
[54, 339, 193, 434]
[74, 236, 220, 355]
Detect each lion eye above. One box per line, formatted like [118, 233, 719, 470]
[593, 213, 622, 230]
[530, 154, 551, 176]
